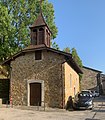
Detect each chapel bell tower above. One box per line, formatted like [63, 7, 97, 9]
[30, 12, 51, 47]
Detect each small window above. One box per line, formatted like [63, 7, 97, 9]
[33, 29, 37, 32]
[35, 50, 42, 60]
[39, 28, 44, 31]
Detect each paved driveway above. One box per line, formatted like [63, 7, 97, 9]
[0, 96, 105, 120]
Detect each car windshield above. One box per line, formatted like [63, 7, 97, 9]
[95, 91, 98, 93]
[81, 91, 90, 94]
[74, 92, 92, 102]
[79, 93, 90, 97]
[78, 93, 91, 100]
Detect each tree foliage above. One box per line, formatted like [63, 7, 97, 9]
[63, 47, 83, 84]
[51, 41, 59, 50]
[71, 48, 83, 83]
[0, 3, 16, 61]
[63, 47, 83, 68]
[63, 47, 70, 53]
[0, 0, 58, 62]
[71, 48, 82, 67]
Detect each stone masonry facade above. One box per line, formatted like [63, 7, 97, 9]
[10, 50, 65, 108]
[81, 66, 101, 91]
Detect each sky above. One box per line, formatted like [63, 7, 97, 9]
[48, 0, 105, 73]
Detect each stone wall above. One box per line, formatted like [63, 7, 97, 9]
[10, 50, 65, 108]
[97, 73, 105, 94]
[81, 67, 100, 91]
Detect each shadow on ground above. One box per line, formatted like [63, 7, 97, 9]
[85, 118, 100, 120]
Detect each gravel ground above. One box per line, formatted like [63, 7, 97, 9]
[0, 108, 94, 120]
[0, 96, 104, 120]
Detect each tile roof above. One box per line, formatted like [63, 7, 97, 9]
[30, 12, 46, 28]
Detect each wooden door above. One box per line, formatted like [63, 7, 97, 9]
[30, 83, 41, 106]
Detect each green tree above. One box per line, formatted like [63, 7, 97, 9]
[63, 47, 70, 53]
[0, 0, 58, 61]
[71, 48, 82, 67]
[63, 47, 83, 83]
[71, 48, 83, 86]
[51, 41, 59, 50]
[63, 47, 83, 68]
[0, 3, 16, 62]
[63, 47, 82, 67]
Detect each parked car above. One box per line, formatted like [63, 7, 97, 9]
[81, 90, 93, 97]
[91, 91, 100, 97]
[73, 92, 94, 110]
